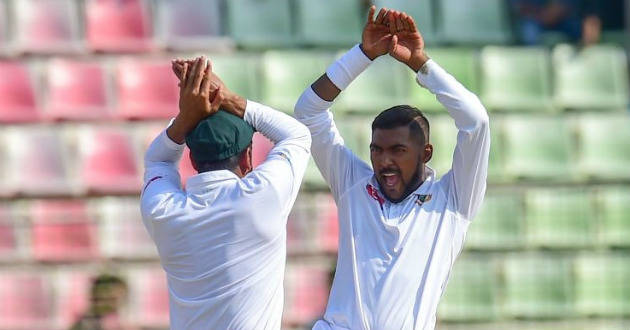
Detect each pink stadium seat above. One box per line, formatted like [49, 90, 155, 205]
[4, 126, 76, 196]
[77, 126, 142, 194]
[284, 264, 329, 325]
[116, 59, 179, 120]
[129, 268, 170, 327]
[45, 59, 112, 121]
[252, 133, 274, 167]
[30, 200, 99, 262]
[12, 0, 84, 54]
[179, 148, 197, 186]
[0, 273, 52, 329]
[317, 194, 339, 253]
[55, 271, 92, 329]
[85, 0, 154, 52]
[98, 197, 158, 259]
[0, 62, 40, 123]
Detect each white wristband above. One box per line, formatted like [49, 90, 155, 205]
[325, 44, 372, 91]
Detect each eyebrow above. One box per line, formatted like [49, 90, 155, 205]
[369, 143, 408, 150]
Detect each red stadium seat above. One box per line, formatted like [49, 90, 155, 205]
[45, 59, 112, 121]
[85, 0, 154, 52]
[115, 59, 179, 120]
[55, 271, 92, 329]
[12, 0, 84, 54]
[0, 273, 52, 329]
[317, 194, 339, 253]
[128, 267, 170, 328]
[0, 62, 40, 123]
[4, 126, 77, 197]
[284, 263, 330, 325]
[77, 126, 142, 194]
[98, 197, 158, 259]
[30, 199, 99, 262]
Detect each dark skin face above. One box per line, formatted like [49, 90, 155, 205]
[370, 126, 433, 203]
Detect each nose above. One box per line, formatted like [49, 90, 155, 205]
[381, 152, 394, 167]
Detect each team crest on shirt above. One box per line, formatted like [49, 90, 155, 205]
[415, 194, 432, 206]
[366, 184, 384, 209]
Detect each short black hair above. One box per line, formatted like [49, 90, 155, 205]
[195, 144, 251, 173]
[91, 274, 126, 297]
[371, 105, 430, 144]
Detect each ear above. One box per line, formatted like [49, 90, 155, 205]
[238, 145, 253, 176]
[421, 143, 433, 163]
[189, 151, 199, 172]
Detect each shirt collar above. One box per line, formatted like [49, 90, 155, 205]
[185, 170, 239, 191]
[368, 165, 436, 203]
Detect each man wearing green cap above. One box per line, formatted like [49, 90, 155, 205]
[140, 56, 311, 330]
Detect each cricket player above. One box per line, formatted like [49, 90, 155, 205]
[140, 57, 311, 330]
[294, 8, 490, 330]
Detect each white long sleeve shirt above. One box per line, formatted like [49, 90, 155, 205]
[295, 56, 490, 330]
[140, 101, 311, 330]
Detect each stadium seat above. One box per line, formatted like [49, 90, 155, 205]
[525, 189, 595, 249]
[480, 47, 554, 112]
[12, 0, 84, 54]
[4, 126, 77, 196]
[553, 44, 630, 110]
[44, 58, 112, 121]
[54, 271, 93, 329]
[85, 0, 155, 52]
[30, 200, 99, 262]
[98, 197, 158, 260]
[0, 0, 10, 56]
[260, 51, 333, 113]
[438, 255, 496, 321]
[574, 254, 630, 317]
[303, 157, 328, 190]
[295, 0, 363, 47]
[425, 114, 458, 177]
[316, 194, 339, 253]
[576, 114, 630, 181]
[465, 190, 523, 250]
[0, 204, 21, 261]
[127, 267, 170, 328]
[252, 133, 274, 168]
[0, 61, 40, 123]
[115, 58, 179, 120]
[502, 255, 572, 319]
[438, 0, 513, 45]
[156, 0, 234, 52]
[335, 55, 409, 114]
[409, 48, 479, 112]
[486, 117, 505, 183]
[225, 0, 294, 48]
[284, 263, 330, 325]
[0, 273, 51, 329]
[596, 187, 630, 247]
[502, 116, 574, 181]
[287, 193, 337, 254]
[336, 116, 372, 163]
[372, 0, 439, 44]
[76, 126, 142, 195]
[210, 54, 261, 102]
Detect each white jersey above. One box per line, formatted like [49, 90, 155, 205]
[295, 58, 490, 330]
[140, 101, 311, 330]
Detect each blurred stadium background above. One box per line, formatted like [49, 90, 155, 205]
[0, 0, 628, 329]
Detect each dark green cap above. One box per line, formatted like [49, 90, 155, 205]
[185, 110, 255, 163]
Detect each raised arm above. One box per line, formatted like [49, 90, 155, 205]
[389, 12, 490, 219]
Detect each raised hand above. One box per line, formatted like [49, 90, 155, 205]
[361, 6, 393, 60]
[387, 11, 429, 72]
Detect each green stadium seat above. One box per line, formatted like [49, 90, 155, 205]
[371, 0, 439, 45]
[210, 54, 260, 102]
[409, 48, 479, 113]
[553, 44, 629, 110]
[438, 255, 497, 322]
[225, 0, 294, 48]
[576, 114, 630, 181]
[438, 0, 512, 45]
[425, 114, 458, 178]
[303, 157, 328, 191]
[502, 255, 573, 319]
[485, 117, 505, 183]
[336, 116, 372, 163]
[480, 47, 554, 112]
[295, 0, 363, 47]
[335, 55, 410, 115]
[525, 189, 595, 249]
[502, 116, 574, 181]
[260, 51, 333, 114]
[466, 190, 523, 250]
[574, 254, 630, 317]
[596, 187, 630, 247]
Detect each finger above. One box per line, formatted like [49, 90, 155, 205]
[396, 13, 404, 31]
[210, 85, 223, 110]
[407, 15, 418, 32]
[180, 63, 189, 88]
[200, 65, 212, 96]
[389, 34, 398, 55]
[401, 13, 411, 31]
[192, 56, 207, 93]
[388, 11, 397, 35]
[185, 57, 200, 90]
[375, 7, 387, 25]
[367, 5, 375, 24]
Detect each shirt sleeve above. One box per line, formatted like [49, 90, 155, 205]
[242, 100, 312, 215]
[416, 59, 490, 220]
[294, 88, 373, 201]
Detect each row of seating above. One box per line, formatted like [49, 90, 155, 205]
[0, 185, 628, 265]
[0, 0, 520, 56]
[1, 252, 628, 330]
[0, 44, 627, 124]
